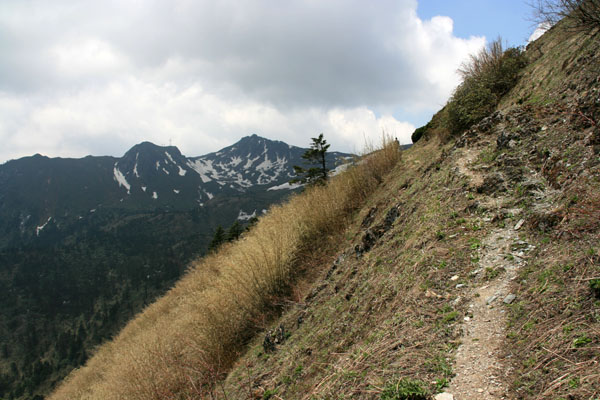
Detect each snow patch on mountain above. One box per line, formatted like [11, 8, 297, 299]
[229, 156, 242, 167]
[256, 155, 288, 185]
[162, 167, 170, 175]
[178, 166, 187, 176]
[233, 174, 253, 188]
[256, 155, 273, 171]
[187, 159, 221, 183]
[331, 162, 351, 176]
[133, 153, 140, 178]
[237, 209, 257, 221]
[267, 182, 302, 191]
[113, 165, 131, 194]
[173, 189, 180, 194]
[203, 190, 214, 200]
[164, 151, 176, 164]
[152, 191, 158, 199]
[36, 217, 52, 236]
[141, 186, 147, 192]
[244, 155, 261, 169]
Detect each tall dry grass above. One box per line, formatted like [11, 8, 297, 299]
[49, 137, 400, 400]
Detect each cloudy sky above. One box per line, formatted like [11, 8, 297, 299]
[0, 0, 538, 162]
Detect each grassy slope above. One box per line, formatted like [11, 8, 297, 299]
[221, 135, 473, 398]
[50, 21, 599, 400]
[219, 24, 600, 399]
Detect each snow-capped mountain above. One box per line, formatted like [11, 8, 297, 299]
[108, 134, 349, 207]
[188, 134, 300, 189]
[0, 134, 351, 244]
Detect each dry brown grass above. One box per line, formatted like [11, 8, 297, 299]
[49, 137, 401, 400]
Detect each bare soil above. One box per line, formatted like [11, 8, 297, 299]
[448, 147, 534, 399]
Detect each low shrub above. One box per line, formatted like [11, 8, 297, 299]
[411, 124, 429, 143]
[380, 378, 430, 400]
[447, 39, 527, 135]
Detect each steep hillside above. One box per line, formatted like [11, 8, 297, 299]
[0, 136, 349, 399]
[217, 22, 600, 399]
[50, 19, 599, 400]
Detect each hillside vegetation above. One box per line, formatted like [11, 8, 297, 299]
[1, 136, 334, 400]
[51, 17, 599, 400]
[48, 137, 400, 399]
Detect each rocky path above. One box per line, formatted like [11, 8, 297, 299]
[439, 147, 535, 400]
[446, 227, 524, 399]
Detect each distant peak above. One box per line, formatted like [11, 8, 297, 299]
[132, 141, 163, 150]
[241, 134, 263, 141]
[238, 134, 286, 145]
[126, 142, 182, 157]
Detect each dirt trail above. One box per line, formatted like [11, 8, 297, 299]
[448, 227, 520, 399]
[445, 147, 534, 400]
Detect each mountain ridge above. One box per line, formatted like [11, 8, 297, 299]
[0, 135, 352, 242]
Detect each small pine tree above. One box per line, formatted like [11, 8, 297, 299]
[246, 216, 259, 229]
[208, 226, 226, 252]
[290, 133, 331, 186]
[226, 221, 244, 242]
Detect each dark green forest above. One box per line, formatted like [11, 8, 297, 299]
[0, 208, 209, 399]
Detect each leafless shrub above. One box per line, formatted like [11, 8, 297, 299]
[530, 0, 600, 30]
[458, 39, 504, 81]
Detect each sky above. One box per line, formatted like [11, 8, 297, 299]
[0, 0, 541, 163]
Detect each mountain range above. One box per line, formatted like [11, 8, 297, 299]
[0, 134, 353, 399]
[0, 134, 352, 246]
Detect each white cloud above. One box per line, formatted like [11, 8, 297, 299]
[327, 108, 415, 149]
[0, 0, 486, 163]
[50, 38, 130, 79]
[528, 22, 551, 43]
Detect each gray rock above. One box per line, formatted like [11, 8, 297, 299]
[514, 219, 525, 230]
[434, 393, 454, 400]
[497, 131, 519, 149]
[486, 295, 498, 305]
[503, 294, 517, 304]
